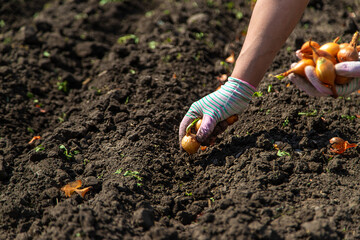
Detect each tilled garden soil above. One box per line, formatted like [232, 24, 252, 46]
[1, 0, 360, 239]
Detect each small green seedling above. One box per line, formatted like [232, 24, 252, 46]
[0, 20, 5, 28]
[123, 170, 143, 186]
[27, 92, 34, 99]
[59, 145, 79, 160]
[195, 32, 204, 40]
[277, 150, 290, 157]
[27, 127, 35, 134]
[123, 170, 142, 181]
[114, 168, 122, 174]
[267, 84, 273, 93]
[99, 0, 124, 6]
[253, 91, 263, 97]
[148, 41, 157, 49]
[43, 51, 51, 57]
[117, 34, 139, 44]
[282, 117, 289, 127]
[341, 115, 356, 121]
[298, 109, 317, 116]
[185, 191, 193, 196]
[58, 113, 67, 123]
[35, 145, 45, 152]
[83, 158, 90, 165]
[57, 81, 68, 93]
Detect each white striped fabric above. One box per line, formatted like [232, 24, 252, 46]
[185, 77, 256, 122]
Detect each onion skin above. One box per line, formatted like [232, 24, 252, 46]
[300, 41, 320, 54]
[181, 133, 200, 154]
[337, 47, 359, 62]
[337, 31, 359, 62]
[279, 58, 315, 77]
[315, 57, 337, 97]
[319, 42, 340, 57]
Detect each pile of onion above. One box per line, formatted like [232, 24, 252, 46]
[181, 115, 238, 155]
[276, 31, 360, 98]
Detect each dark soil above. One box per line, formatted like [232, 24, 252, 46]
[1, 0, 360, 239]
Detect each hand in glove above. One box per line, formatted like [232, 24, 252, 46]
[289, 61, 360, 97]
[179, 77, 255, 149]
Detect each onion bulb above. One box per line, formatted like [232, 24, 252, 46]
[181, 133, 200, 155]
[309, 39, 337, 64]
[319, 41, 340, 57]
[278, 58, 315, 78]
[337, 31, 359, 62]
[315, 57, 337, 97]
[300, 40, 320, 54]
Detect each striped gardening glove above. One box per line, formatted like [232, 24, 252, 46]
[289, 62, 360, 97]
[179, 77, 256, 148]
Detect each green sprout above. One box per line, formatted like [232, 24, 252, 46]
[176, 53, 182, 60]
[207, 0, 214, 7]
[123, 170, 143, 186]
[226, 1, 234, 10]
[195, 32, 204, 40]
[90, 86, 102, 95]
[233, 10, 243, 20]
[99, 0, 124, 6]
[58, 112, 67, 123]
[83, 158, 90, 165]
[27, 127, 35, 134]
[57, 81, 68, 93]
[282, 117, 289, 127]
[0, 20, 5, 28]
[27, 92, 34, 99]
[35, 145, 45, 152]
[162, 55, 171, 62]
[341, 115, 356, 121]
[148, 41, 157, 49]
[59, 145, 79, 160]
[186, 118, 200, 133]
[114, 168, 123, 174]
[43, 51, 51, 57]
[3, 37, 12, 45]
[267, 84, 273, 93]
[298, 109, 317, 116]
[117, 34, 139, 44]
[277, 150, 290, 157]
[185, 191, 193, 196]
[253, 91, 263, 97]
[145, 11, 153, 17]
[124, 96, 129, 104]
[123, 170, 142, 181]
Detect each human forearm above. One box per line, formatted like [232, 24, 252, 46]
[231, 0, 309, 87]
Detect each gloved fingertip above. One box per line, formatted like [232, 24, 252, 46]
[179, 116, 195, 147]
[196, 115, 217, 144]
[335, 62, 360, 78]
